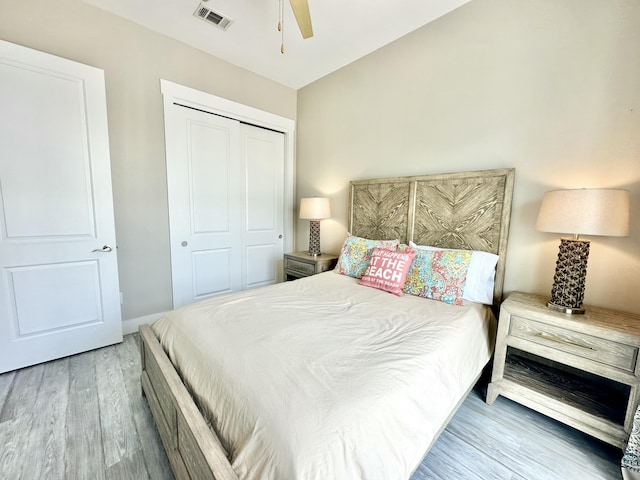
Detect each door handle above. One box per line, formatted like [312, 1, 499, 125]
[92, 245, 113, 253]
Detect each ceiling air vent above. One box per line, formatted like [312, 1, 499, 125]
[193, 4, 232, 31]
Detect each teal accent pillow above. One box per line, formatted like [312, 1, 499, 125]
[334, 234, 400, 278]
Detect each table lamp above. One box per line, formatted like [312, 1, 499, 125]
[299, 197, 330, 256]
[535, 188, 629, 314]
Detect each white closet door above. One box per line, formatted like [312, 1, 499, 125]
[241, 124, 284, 289]
[0, 40, 122, 373]
[165, 105, 285, 308]
[166, 105, 243, 308]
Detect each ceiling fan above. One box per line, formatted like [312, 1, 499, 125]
[289, 0, 313, 39]
[194, 0, 312, 53]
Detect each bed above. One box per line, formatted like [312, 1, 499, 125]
[140, 168, 515, 480]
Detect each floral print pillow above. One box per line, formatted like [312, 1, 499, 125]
[403, 249, 472, 305]
[335, 234, 400, 278]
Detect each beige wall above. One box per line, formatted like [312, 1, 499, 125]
[0, 0, 297, 320]
[296, 0, 640, 313]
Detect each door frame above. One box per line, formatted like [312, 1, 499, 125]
[160, 79, 295, 300]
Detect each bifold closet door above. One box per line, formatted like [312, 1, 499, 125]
[165, 104, 284, 308]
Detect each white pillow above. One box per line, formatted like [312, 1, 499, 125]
[409, 241, 499, 305]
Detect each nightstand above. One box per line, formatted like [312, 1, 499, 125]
[487, 291, 640, 449]
[284, 252, 338, 281]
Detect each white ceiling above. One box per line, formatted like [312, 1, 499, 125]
[84, 0, 472, 90]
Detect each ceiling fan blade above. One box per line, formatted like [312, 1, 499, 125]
[289, 0, 313, 39]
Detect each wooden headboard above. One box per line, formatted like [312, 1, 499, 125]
[348, 168, 515, 306]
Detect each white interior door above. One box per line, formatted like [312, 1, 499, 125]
[165, 104, 285, 308]
[0, 40, 122, 373]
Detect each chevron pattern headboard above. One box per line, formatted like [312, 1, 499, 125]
[349, 168, 515, 306]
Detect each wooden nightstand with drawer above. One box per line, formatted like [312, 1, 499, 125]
[284, 252, 338, 281]
[487, 291, 640, 449]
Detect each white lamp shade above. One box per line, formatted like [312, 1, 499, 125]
[536, 189, 629, 237]
[299, 197, 331, 220]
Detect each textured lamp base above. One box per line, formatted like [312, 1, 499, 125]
[308, 220, 321, 256]
[548, 238, 590, 315]
[547, 301, 585, 315]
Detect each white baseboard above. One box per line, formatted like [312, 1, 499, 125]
[122, 311, 168, 335]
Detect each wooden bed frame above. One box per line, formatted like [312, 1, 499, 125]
[140, 168, 515, 480]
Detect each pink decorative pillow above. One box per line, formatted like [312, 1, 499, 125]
[403, 249, 472, 305]
[359, 247, 416, 296]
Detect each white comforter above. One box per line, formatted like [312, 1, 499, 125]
[152, 272, 495, 480]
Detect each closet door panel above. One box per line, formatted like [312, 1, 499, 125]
[241, 125, 284, 290]
[165, 105, 242, 308]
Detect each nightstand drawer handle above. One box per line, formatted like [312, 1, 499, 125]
[535, 332, 594, 351]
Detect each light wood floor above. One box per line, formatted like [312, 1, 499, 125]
[0, 334, 623, 479]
